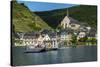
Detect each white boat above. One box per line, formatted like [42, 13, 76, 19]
[25, 43, 58, 53]
[25, 45, 45, 53]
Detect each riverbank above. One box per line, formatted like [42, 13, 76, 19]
[12, 44, 97, 48]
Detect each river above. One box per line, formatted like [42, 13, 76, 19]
[11, 46, 97, 66]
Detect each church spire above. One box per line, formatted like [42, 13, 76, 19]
[67, 8, 69, 17]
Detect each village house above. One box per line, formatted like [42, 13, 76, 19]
[60, 29, 68, 41]
[77, 31, 86, 40]
[86, 26, 91, 32]
[87, 29, 97, 40]
[40, 30, 58, 48]
[22, 32, 39, 48]
[14, 32, 42, 47]
[68, 17, 80, 30]
[49, 32, 58, 48]
[16, 32, 25, 40]
[80, 26, 89, 32]
[37, 34, 45, 47]
[43, 34, 52, 48]
[14, 32, 25, 46]
[59, 29, 72, 41]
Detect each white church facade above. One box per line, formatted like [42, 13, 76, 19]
[60, 16, 80, 30]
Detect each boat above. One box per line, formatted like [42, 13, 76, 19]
[38, 47, 58, 52]
[24, 45, 45, 53]
[25, 48, 45, 53]
[25, 44, 58, 53]
[25, 47, 58, 53]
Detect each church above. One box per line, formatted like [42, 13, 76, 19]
[60, 9, 80, 30]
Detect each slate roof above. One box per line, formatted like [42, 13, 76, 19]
[59, 29, 73, 35]
[23, 32, 40, 39]
[68, 17, 80, 24]
[40, 29, 52, 34]
[16, 32, 25, 39]
[49, 32, 57, 38]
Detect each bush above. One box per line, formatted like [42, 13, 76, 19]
[78, 37, 88, 42]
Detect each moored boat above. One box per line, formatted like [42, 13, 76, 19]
[25, 43, 58, 53]
[25, 48, 45, 53]
[24, 45, 45, 53]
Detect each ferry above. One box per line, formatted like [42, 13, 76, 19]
[25, 44, 58, 53]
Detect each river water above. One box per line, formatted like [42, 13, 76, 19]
[11, 46, 97, 66]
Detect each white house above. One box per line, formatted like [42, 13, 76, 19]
[60, 29, 72, 41]
[37, 35, 44, 45]
[77, 32, 86, 40]
[42, 34, 51, 48]
[43, 34, 50, 41]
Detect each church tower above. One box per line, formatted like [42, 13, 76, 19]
[61, 8, 70, 29]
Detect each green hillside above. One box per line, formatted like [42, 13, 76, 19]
[35, 5, 97, 29]
[12, 1, 52, 32]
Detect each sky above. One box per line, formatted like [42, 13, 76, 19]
[17, 0, 77, 11]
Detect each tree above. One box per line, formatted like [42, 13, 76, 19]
[71, 34, 77, 47]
